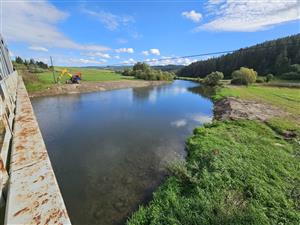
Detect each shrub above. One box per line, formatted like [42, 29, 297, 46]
[122, 68, 133, 76]
[281, 71, 300, 80]
[202, 71, 224, 86]
[266, 74, 274, 82]
[256, 77, 265, 83]
[231, 67, 257, 85]
[28, 64, 44, 73]
[280, 64, 300, 80]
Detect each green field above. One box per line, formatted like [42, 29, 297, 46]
[21, 67, 133, 92]
[214, 85, 300, 116]
[127, 84, 300, 225]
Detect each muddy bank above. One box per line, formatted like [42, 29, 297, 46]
[214, 97, 288, 121]
[29, 80, 170, 98]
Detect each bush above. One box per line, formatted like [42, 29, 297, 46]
[231, 67, 257, 85]
[280, 64, 300, 80]
[122, 68, 133, 76]
[256, 77, 265, 83]
[202, 71, 224, 86]
[28, 64, 44, 73]
[281, 71, 300, 80]
[266, 74, 274, 82]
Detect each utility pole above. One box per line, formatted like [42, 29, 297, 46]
[50, 56, 56, 83]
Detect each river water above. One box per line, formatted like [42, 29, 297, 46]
[31, 80, 213, 225]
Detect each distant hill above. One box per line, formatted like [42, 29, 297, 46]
[177, 34, 300, 78]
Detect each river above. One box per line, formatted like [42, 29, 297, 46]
[31, 80, 213, 225]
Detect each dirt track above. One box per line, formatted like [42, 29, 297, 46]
[29, 80, 170, 98]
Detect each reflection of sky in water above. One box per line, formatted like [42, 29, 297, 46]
[31, 80, 212, 225]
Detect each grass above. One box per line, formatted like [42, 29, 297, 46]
[127, 82, 300, 225]
[127, 120, 300, 225]
[213, 85, 300, 117]
[20, 67, 134, 92]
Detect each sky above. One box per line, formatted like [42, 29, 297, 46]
[1, 0, 300, 66]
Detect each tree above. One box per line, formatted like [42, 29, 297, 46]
[15, 56, 23, 64]
[231, 67, 257, 85]
[29, 58, 35, 65]
[275, 48, 290, 75]
[133, 62, 150, 72]
[266, 74, 274, 82]
[202, 71, 224, 86]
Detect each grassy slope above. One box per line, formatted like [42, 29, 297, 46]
[127, 85, 300, 225]
[22, 67, 133, 92]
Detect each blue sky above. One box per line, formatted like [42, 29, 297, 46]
[1, 0, 300, 66]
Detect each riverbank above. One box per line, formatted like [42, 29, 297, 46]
[28, 80, 170, 98]
[127, 84, 300, 224]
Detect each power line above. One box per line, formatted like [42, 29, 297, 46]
[109, 42, 300, 66]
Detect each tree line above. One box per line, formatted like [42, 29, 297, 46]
[14, 56, 49, 69]
[122, 62, 174, 81]
[177, 34, 300, 79]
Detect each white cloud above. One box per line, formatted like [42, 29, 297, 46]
[142, 50, 149, 56]
[149, 49, 160, 56]
[2, 1, 110, 51]
[115, 48, 134, 53]
[84, 52, 111, 59]
[198, 0, 300, 32]
[171, 119, 187, 127]
[182, 10, 203, 23]
[70, 58, 107, 65]
[114, 55, 120, 59]
[145, 56, 196, 66]
[142, 49, 160, 56]
[82, 8, 134, 31]
[190, 114, 212, 124]
[122, 58, 136, 64]
[28, 46, 49, 52]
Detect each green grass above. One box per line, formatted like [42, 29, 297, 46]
[128, 83, 300, 225]
[213, 85, 300, 117]
[127, 120, 300, 225]
[21, 67, 134, 92]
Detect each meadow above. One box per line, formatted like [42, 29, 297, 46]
[22, 67, 133, 92]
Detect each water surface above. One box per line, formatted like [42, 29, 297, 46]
[31, 80, 212, 225]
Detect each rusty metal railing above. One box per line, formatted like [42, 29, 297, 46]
[4, 76, 71, 224]
[0, 71, 18, 206]
[0, 33, 70, 224]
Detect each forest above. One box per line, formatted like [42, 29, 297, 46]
[177, 34, 300, 78]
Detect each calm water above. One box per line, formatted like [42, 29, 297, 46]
[31, 80, 213, 225]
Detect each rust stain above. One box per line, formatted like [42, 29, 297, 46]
[37, 193, 48, 198]
[33, 214, 41, 225]
[33, 175, 45, 183]
[0, 158, 4, 171]
[41, 198, 49, 205]
[13, 207, 30, 217]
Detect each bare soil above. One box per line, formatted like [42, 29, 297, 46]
[29, 80, 170, 98]
[214, 97, 288, 121]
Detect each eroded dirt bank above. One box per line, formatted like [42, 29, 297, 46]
[29, 80, 170, 98]
[214, 97, 288, 121]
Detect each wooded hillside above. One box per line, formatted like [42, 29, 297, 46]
[178, 34, 300, 78]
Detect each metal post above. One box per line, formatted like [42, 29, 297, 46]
[50, 56, 56, 83]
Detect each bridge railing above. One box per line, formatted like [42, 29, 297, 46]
[0, 71, 18, 205]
